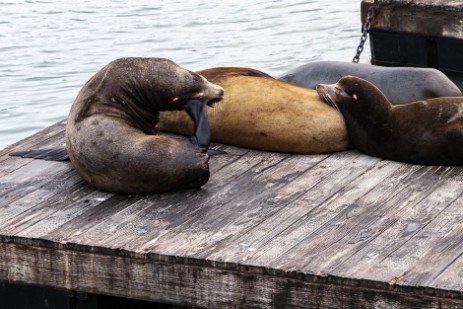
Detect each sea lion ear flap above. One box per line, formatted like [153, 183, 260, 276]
[352, 94, 358, 101]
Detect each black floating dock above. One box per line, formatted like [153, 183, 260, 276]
[2, 121, 463, 308]
[361, 0, 463, 74]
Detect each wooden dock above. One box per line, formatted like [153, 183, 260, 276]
[1, 120, 463, 308]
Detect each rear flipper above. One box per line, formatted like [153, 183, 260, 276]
[9, 147, 69, 161]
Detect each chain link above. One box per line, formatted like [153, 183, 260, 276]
[352, 6, 377, 63]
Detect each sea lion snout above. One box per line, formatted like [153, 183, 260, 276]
[316, 84, 335, 107]
[315, 84, 326, 94]
[200, 75, 224, 104]
[317, 82, 352, 109]
[206, 87, 224, 107]
[213, 86, 225, 98]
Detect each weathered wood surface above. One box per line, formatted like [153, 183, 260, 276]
[362, 0, 463, 39]
[1, 121, 463, 308]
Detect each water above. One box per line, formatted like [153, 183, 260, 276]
[0, 0, 369, 149]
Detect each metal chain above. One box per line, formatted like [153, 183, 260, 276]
[352, 6, 377, 63]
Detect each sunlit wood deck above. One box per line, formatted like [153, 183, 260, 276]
[1, 120, 463, 308]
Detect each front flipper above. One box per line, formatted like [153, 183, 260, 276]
[184, 98, 211, 150]
[206, 148, 226, 156]
[9, 147, 69, 161]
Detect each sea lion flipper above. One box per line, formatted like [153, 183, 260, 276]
[181, 169, 210, 190]
[185, 98, 211, 150]
[206, 148, 227, 156]
[9, 147, 69, 161]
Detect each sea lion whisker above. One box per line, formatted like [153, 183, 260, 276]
[321, 92, 329, 104]
[318, 88, 338, 111]
[211, 101, 222, 116]
[326, 94, 339, 111]
[317, 89, 326, 102]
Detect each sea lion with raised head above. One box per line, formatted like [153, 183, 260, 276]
[316, 76, 463, 165]
[65, 57, 224, 194]
[279, 61, 462, 104]
[156, 67, 350, 154]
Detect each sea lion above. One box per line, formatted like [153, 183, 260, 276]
[65, 57, 224, 194]
[278, 61, 462, 104]
[316, 76, 463, 165]
[156, 67, 350, 154]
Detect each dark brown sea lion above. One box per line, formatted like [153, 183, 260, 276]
[157, 67, 350, 154]
[279, 61, 462, 104]
[316, 76, 463, 165]
[65, 57, 224, 194]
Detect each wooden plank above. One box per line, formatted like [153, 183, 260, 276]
[326, 167, 463, 277]
[431, 249, 463, 292]
[127, 151, 335, 257]
[362, 0, 463, 39]
[228, 159, 412, 268]
[41, 144, 257, 245]
[264, 164, 431, 272]
[399, 196, 463, 287]
[289, 165, 457, 276]
[194, 152, 382, 263]
[27, 146, 241, 245]
[347, 179, 463, 286]
[10, 144, 245, 242]
[2, 241, 463, 308]
[55, 149, 294, 251]
[13, 190, 114, 239]
[0, 160, 74, 214]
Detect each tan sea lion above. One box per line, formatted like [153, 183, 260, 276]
[65, 57, 224, 194]
[157, 67, 350, 154]
[317, 76, 463, 165]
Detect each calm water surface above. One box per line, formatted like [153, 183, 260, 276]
[0, 0, 369, 149]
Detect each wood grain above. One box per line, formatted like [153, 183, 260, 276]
[362, 0, 463, 39]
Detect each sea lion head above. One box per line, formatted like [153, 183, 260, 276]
[105, 57, 225, 112]
[316, 76, 390, 113]
[167, 64, 224, 110]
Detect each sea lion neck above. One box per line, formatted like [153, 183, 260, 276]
[95, 58, 198, 133]
[91, 75, 166, 134]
